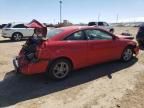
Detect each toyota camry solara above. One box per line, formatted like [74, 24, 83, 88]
[13, 26, 139, 80]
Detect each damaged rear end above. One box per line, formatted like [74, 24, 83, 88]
[13, 37, 49, 75]
[13, 19, 49, 75]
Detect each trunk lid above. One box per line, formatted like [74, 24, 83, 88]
[116, 34, 134, 40]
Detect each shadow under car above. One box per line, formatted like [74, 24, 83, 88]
[0, 58, 138, 107]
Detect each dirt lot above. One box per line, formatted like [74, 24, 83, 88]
[0, 27, 144, 108]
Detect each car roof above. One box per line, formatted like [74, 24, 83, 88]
[4, 23, 24, 27]
[49, 26, 108, 41]
[59, 26, 97, 32]
[60, 26, 111, 34]
[8, 22, 24, 25]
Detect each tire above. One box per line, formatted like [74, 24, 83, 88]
[11, 33, 23, 41]
[110, 29, 114, 33]
[121, 46, 134, 62]
[46, 59, 72, 80]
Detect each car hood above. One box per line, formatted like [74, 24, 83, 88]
[116, 34, 134, 40]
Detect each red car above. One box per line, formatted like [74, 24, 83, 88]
[13, 26, 139, 80]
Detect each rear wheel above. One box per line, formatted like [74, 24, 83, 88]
[121, 46, 133, 62]
[46, 59, 72, 80]
[11, 33, 23, 41]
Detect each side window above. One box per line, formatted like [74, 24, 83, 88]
[4, 23, 12, 28]
[98, 22, 104, 26]
[65, 31, 86, 40]
[85, 29, 113, 40]
[13, 24, 26, 28]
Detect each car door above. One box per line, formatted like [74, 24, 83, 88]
[85, 29, 119, 65]
[24, 27, 34, 37]
[21, 24, 34, 37]
[13, 24, 34, 37]
[98, 22, 110, 31]
[103, 22, 110, 31]
[64, 30, 88, 69]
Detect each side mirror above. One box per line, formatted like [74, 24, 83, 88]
[112, 36, 117, 40]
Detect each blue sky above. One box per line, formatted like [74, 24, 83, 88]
[0, 0, 144, 24]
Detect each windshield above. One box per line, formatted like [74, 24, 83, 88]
[47, 28, 64, 38]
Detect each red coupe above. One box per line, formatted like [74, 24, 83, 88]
[13, 26, 139, 80]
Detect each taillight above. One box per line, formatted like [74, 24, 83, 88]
[35, 42, 47, 59]
[41, 42, 47, 49]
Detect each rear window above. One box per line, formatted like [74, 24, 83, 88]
[4, 23, 12, 28]
[47, 29, 64, 38]
[88, 22, 97, 26]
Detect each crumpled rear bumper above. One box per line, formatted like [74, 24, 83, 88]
[13, 56, 49, 75]
[13, 57, 20, 73]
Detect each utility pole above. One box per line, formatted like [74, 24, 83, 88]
[98, 13, 101, 22]
[116, 14, 119, 23]
[59, 0, 62, 23]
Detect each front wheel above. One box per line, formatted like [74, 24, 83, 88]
[121, 47, 133, 62]
[46, 59, 72, 80]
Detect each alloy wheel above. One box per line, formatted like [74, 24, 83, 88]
[122, 48, 133, 61]
[52, 61, 70, 79]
